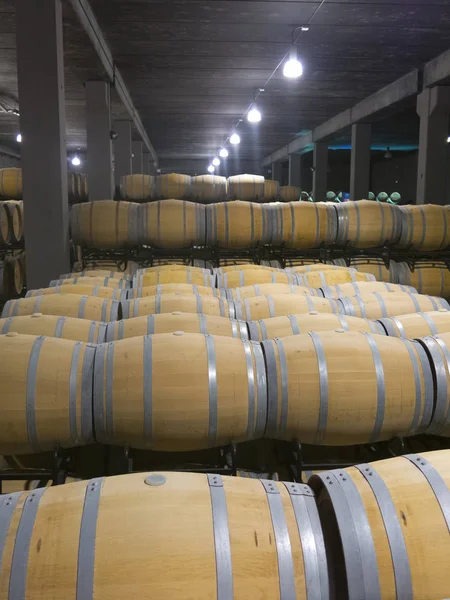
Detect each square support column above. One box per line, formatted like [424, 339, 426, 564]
[132, 141, 143, 174]
[313, 142, 328, 202]
[16, 0, 70, 287]
[86, 80, 114, 200]
[350, 123, 372, 200]
[416, 86, 450, 205]
[288, 154, 302, 187]
[142, 152, 150, 175]
[272, 161, 282, 183]
[113, 120, 132, 192]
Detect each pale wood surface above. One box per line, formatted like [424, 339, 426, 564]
[141, 199, 205, 248]
[206, 201, 264, 248]
[345, 292, 445, 319]
[300, 270, 374, 288]
[263, 179, 280, 202]
[26, 284, 121, 300]
[0, 167, 22, 199]
[0, 314, 105, 342]
[124, 294, 233, 318]
[154, 173, 192, 199]
[2, 294, 118, 321]
[322, 281, 415, 299]
[380, 310, 450, 338]
[279, 186, 301, 202]
[227, 174, 264, 201]
[221, 269, 297, 288]
[227, 283, 318, 300]
[397, 205, 450, 251]
[52, 276, 127, 289]
[239, 294, 339, 320]
[191, 175, 227, 203]
[277, 202, 335, 249]
[336, 200, 400, 248]
[132, 283, 217, 298]
[121, 174, 154, 201]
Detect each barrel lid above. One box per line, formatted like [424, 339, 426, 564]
[173, 331, 184, 336]
[309, 311, 319, 316]
[5, 332, 19, 337]
[172, 311, 182, 315]
[335, 328, 346, 333]
[31, 313, 43, 318]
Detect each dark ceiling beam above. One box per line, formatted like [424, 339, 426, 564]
[68, 0, 158, 166]
[0, 144, 20, 159]
[423, 47, 450, 87]
[263, 69, 420, 165]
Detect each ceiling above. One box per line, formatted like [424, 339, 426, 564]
[1, 0, 450, 174]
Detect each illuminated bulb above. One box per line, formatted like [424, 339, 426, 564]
[212, 157, 220, 167]
[247, 106, 261, 123]
[207, 165, 215, 173]
[219, 148, 228, 158]
[447, 136, 450, 143]
[283, 47, 303, 79]
[16, 133, 22, 143]
[71, 156, 81, 166]
[230, 133, 240, 145]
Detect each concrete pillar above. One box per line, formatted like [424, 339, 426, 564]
[113, 120, 132, 191]
[272, 161, 282, 183]
[132, 141, 143, 174]
[86, 80, 114, 200]
[16, 0, 70, 287]
[313, 142, 328, 202]
[289, 154, 302, 187]
[416, 86, 450, 205]
[350, 123, 372, 200]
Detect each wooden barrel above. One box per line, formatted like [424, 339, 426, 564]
[134, 269, 213, 288]
[262, 331, 433, 445]
[49, 276, 130, 289]
[0, 314, 107, 343]
[378, 309, 450, 339]
[216, 263, 278, 273]
[191, 175, 227, 203]
[392, 261, 450, 297]
[68, 172, 89, 203]
[234, 294, 340, 320]
[206, 201, 266, 248]
[270, 202, 337, 248]
[217, 269, 297, 288]
[321, 281, 417, 299]
[309, 450, 450, 599]
[339, 291, 450, 319]
[263, 179, 280, 201]
[0, 256, 23, 300]
[248, 312, 385, 341]
[154, 173, 192, 199]
[121, 174, 154, 201]
[2, 294, 120, 321]
[70, 200, 140, 249]
[284, 258, 320, 268]
[333, 257, 394, 283]
[417, 335, 450, 435]
[72, 260, 138, 274]
[287, 264, 348, 274]
[140, 200, 206, 248]
[0, 201, 11, 244]
[396, 204, 450, 251]
[94, 333, 267, 450]
[0, 167, 22, 199]
[227, 174, 264, 201]
[59, 270, 132, 281]
[0, 332, 95, 454]
[3, 200, 24, 243]
[106, 312, 248, 341]
[298, 270, 375, 289]
[129, 283, 225, 299]
[0, 471, 330, 600]
[279, 186, 301, 202]
[25, 284, 127, 303]
[226, 283, 320, 301]
[137, 264, 208, 274]
[123, 294, 235, 319]
[335, 200, 402, 248]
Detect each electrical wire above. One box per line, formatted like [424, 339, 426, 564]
[215, 0, 327, 155]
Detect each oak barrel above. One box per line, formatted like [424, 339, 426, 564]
[3, 200, 24, 243]
[335, 200, 402, 248]
[227, 174, 264, 201]
[0, 333, 95, 454]
[297, 269, 375, 289]
[134, 269, 213, 288]
[321, 281, 417, 300]
[129, 283, 225, 299]
[396, 204, 450, 251]
[25, 284, 127, 303]
[217, 268, 297, 288]
[310, 450, 450, 599]
[271, 202, 337, 249]
[122, 294, 235, 319]
[263, 179, 280, 202]
[2, 294, 120, 321]
[234, 294, 340, 321]
[0, 167, 22, 199]
[139, 200, 206, 248]
[59, 270, 133, 281]
[339, 292, 449, 319]
[333, 257, 394, 283]
[121, 174, 154, 201]
[70, 200, 140, 249]
[392, 261, 450, 298]
[279, 186, 301, 202]
[106, 312, 248, 341]
[206, 201, 266, 248]
[378, 309, 450, 339]
[154, 173, 192, 199]
[262, 331, 433, 445]
[226, 283, 319, 301]
[94, 333, 267, 450]
[49, 276, 130, 289]
[0, 314, 107, 343]
[191, 175, 227, 203]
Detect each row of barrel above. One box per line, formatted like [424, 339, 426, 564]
[70, 198, 450, 251]
[0, 168, 89, 204]
[0, 448, 448, 600]
[0, 199, 24, 245]
[1, 262, 450, 457]
[0, 252, 26, 301]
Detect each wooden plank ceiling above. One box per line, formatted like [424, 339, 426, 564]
[0, 0, 450, 173]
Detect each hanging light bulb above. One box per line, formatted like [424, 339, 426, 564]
[247, 105, 261, 123]
[219, 148, 229, 158]
[207, 164, 215, 173]
[283, 46, 303, 79]
[16, 133, 22, 143]
[230, 133, 240, 145]
[212, 157, 220, 167]
[71, 155, 81, 166]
